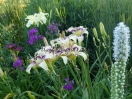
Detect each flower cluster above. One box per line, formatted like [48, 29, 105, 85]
[66, 26, 88, 36]
[6, 43, 23, 52]
[46, 21, 60, 35]
[113, 22, 130, 62]
[28, 28, 44, 45]
[66, 26, 88, 45]
[6, 43, 23, 70]
[111, 22, 130, 99]
[13, 59, 23, 70]
[26, 26, 88, 74]
[25, 12, 49, 27]
[63, 78, 74, 90]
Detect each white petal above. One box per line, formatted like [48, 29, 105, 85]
[78, 52, 87, 60]
[45, 45, 52, 50]
[26, 21, 33, 27]
[26, 64, 35, 74]
[35, 57, 42, 64]
[77, 35, 84, 43]
[50, 38, 60, 46]
[41, 16, 46, 24]
[61, 56, 68, 64]
[50, 39, 55, 46]
[83, 30, 89, 36]
[45, 52, 54, 59]
[72, 44, 82, 51]
[67, 27, 75, 32]
[39, 61, 49, 70]
[69, 34, 77, 43]
[35, 49, 43, 56]
[60, 38, 70, 49]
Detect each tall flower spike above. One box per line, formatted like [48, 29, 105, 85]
[111, 22, 130, 99]
[113, 22, 130, 62]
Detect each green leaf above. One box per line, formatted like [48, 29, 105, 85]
[82, 88, 89, 99]
[100, 81, 110, 95]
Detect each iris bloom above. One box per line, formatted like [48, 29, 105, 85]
[25, 15, 37, 27]
[26, 29, 87, 74]
[35, 12, 48, 25]
[66, 26, 88, 45]
[50, 33, 87, 62]
[63, 78, 74, 91]
[13, 59, 23, 70]
[25, 12, 49, 27]
[66, 26, 88, 36]
[26, 45, 51, 73]
[26, 45, 67, 74]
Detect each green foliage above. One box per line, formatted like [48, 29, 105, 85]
[0, 0, 132, 98]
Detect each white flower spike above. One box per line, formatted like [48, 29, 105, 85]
[111, 22, 130, 99]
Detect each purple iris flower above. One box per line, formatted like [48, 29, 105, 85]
[6, 43, 17, 49]
[63, 78, 74, 91]
[14, 46, 23, 51]
[6, 43, 22, 52]
[28, 39, 34, 45]
[28, 36, 38, 45]
[46, 21, 60, 35]
[28, 28, 44, 45]
[38, 35, 44, 39]
[13, 59, 23, 70]
[28, 28, 38, 37]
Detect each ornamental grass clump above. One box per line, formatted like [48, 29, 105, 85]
[111, 22, 130, 99]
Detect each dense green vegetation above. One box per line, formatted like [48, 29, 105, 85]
[0, 0, 132, 99]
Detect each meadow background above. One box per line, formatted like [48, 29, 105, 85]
[0, 0, 132, 99]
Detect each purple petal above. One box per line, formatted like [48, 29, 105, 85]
[13, 59, 22, 68]
[65, 78, 69, 82]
